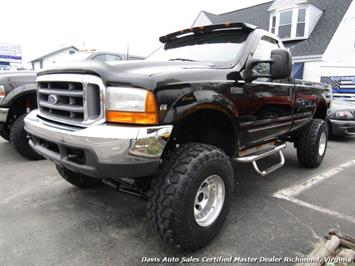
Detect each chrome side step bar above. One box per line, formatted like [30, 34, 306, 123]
[234, 144, 286, 176]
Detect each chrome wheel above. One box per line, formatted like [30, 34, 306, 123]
[318, 132, 327, 156]
[194, 175, 225, 227]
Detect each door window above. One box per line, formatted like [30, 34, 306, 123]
[252, 37, 279, 75]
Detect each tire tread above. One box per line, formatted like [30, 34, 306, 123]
[10, 114, 43, 160]
[147, 143, 233, 251]
[297, 119, 327, 168]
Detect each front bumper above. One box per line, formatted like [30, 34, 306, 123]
[330, 119, 355, 136]
[0, 108, 9, 123]
[24, 110, 173, 179]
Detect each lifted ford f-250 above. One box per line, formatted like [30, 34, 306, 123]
[24, 23, 331, 251]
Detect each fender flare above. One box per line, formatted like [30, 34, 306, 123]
[1, 83, 37, 107]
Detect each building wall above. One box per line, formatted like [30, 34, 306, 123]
[302, 60, 322, 82]
[268, 0, 307, 11]
[32, 48, 78, 71]
[321, 65, 355, 77]
[33, 62, 41, 71]
[308, 4, 323, 36]
[322, 0, 355, 66]
[293, 1, 354, 83]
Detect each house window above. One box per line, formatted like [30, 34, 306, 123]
[270, 8, 308, 40]
[297, 9, 306, 37]
[271, 16, 276, 34]
[278, 10, 293, 39]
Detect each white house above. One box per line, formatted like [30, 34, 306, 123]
[193, 0, 355, 99]
[30, 46, 79, 71]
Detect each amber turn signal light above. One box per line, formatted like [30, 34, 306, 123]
[106, 90, 158, 124]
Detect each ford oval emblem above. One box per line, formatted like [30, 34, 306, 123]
[48, 95, 58, 105]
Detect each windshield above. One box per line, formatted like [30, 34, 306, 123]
[147, 31, 247, 64]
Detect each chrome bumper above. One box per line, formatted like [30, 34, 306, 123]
[24, 110, 173, 178]
[0, 108, 9, 122]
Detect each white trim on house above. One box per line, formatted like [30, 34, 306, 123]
[322, 65, 355, 68]
[292, 54, 323, 62]
[268, 0, 307, 12]
[268, 2, 322, 41]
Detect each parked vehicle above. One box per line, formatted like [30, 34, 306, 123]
[72, 51, 145, 62]
[0, 72, 42, 160]
[24, 23, 331, 250]
[88, 52, 144, 61]
[329, 99, 355, 136]
[0, 52, 143, 160]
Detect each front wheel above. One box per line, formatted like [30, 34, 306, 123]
[10, 114, 44, 160]
[147, 143, 234, 251]
[296, 119, 328, 168]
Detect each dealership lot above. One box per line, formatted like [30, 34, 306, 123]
[0, 136, 354, 266]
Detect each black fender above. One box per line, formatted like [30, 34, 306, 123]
[1, 83, 37, 108]
[160, 88, 240, 138]
[312, 83, 331, 121]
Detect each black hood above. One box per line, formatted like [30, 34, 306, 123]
[38, 60, 232, 89]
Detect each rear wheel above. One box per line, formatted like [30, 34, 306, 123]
[147, 143, 234, 251]
[10, 114, 44, 160]
[296, 119, 328, 168]
[56, 165, 103, 189]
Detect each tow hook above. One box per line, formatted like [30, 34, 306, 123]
[102, 178, 148, 200]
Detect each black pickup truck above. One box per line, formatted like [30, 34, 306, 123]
[24, 23, 331, 251]
[0, 72, 41, 160]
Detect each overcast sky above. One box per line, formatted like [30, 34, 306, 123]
[1, 0, 269, 65]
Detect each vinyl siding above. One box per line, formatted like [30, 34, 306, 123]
[323, 0, 355, 65]
[308, 4, 323, 36]
[321, 65, 355, 76]
[303, 60, 322, 82]
[32, 48, 78, 70]
[268, 0, 307, 11]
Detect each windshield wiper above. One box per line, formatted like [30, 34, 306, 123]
[169, 58, 196, 62]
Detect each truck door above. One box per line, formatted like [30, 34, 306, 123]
[231, 36, 294, 148]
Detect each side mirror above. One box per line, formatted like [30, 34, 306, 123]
[244, 48, 292, 82]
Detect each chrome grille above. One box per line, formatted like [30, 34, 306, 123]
[38, 81, 85, 121]
[37, 74, 105, 127]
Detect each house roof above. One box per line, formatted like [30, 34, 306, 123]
[201, 0, 352, 57]
[217, 1, 274, 30]
[201, 10, 225, 24]
[287, 0, 352, 56]
[30, 46, 79, 62]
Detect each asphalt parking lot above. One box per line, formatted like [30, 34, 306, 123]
[0, 136, 354, 266]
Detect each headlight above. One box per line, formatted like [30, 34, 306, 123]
[334, 110, 354, 120]
[0, 85, 5, 103]
[106, 87, 158, 124]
